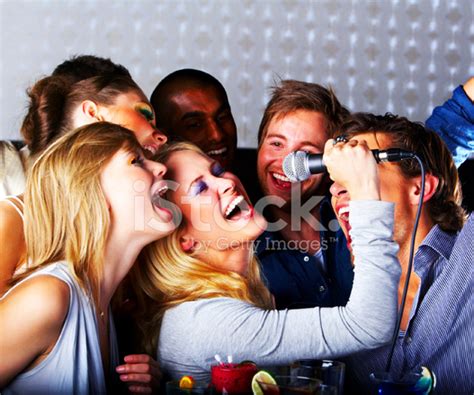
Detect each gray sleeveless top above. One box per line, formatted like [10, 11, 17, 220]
[2, 261, 119, 394]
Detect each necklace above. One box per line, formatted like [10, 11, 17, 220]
[98, 306, 107, 321]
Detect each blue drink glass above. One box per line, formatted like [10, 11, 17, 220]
[370, 370, 435, 395]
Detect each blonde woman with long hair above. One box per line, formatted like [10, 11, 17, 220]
[131, 141, 402, 381]
[0, 123, 174, 394]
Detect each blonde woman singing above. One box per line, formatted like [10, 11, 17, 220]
[131, 141, 401, 381]
[0, 123, 174, 394]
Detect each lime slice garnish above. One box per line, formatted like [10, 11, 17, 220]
[252, 370, 277, 395]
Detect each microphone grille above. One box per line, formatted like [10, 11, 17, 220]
[283, 151, 309, 182]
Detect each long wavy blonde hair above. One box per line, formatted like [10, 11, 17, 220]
[131, 142, 273, 354]
[18, 122, 142, 309]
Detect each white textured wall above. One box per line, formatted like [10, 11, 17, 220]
[1, 0, 473, 147]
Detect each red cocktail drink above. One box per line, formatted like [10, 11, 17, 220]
[211, 363, 258, 394]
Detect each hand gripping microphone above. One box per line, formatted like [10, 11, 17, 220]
[282, 149, 416, 182]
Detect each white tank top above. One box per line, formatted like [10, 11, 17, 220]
[1, 262, 119, 395]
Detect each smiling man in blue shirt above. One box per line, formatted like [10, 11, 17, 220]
[330, 113, 473, 394]
[255, 80, 354, 309]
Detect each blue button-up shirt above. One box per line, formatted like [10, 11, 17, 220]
[343, 215, 474, 394]
[256, 196, 354, 309]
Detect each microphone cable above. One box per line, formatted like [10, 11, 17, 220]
[385, 154, 425, 373]
[283, 146, 427, 374]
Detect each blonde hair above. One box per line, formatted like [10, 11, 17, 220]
[131, 142, 273, 354]
[19, 122, 142, 309]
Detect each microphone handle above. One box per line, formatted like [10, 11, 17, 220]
[307, 154, 326, 173]
[304, 149, 414, 176]
[305, 150, 384, 174]
[374, 148, 415, 162]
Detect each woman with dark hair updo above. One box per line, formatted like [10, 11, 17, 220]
[0, 54, 134, 198]
[0, 59, 167, 295]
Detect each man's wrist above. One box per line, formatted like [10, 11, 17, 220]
[462, 77, 474, 103]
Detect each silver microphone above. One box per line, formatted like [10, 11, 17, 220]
[283, 149, 415, 182]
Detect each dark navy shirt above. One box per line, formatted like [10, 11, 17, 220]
[343, 215, 474, 395]
[256, 196, 354, 309]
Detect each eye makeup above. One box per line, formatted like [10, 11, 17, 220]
[129, 155, 145, 166]
[127, 147, 146, 166]
[188, 162, 226, 197]
[134, 103, 155, 123]
[190, 179, 208, 197]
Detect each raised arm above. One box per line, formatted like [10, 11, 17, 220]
[163, 210, 400, 379]
[426, 77, 474, 167]
[159, 139, 400, 378]
[0, 275, 69, 387]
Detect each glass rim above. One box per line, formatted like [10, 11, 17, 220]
[210, 362, 258, 371]
[369, 371, 424, 384]
[257, 375, 323, 386]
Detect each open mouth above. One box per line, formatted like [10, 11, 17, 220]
[336, 206, 352, 246]
[224, 194, 252, 221]
[206, 147, 227, 156]
[143, 144, 158, 156]
[151, 184, 169, 208]
[337, 206, 349, 222]
[271, 172, 291, 189]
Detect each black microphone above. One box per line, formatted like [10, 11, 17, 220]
[282, 149, 416, 182]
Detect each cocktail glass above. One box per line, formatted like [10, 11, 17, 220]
[291, 360, 345, 395]
[257, 375, 321, 395]
[370, 370, 435, 395]
[211, 362, 258, 394]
